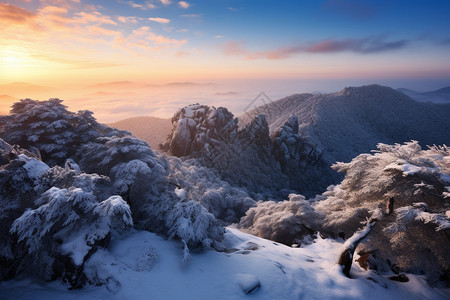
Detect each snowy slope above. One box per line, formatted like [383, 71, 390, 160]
[1, 228, 448, 300]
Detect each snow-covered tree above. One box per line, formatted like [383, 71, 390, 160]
[0, 138, 130, 285]
[168, 156, 256, 223]
[1, 99, 128, 166]
[76, 135, 226, 249]
[238, 141, 449, 284]
[0, 139, 49, 279]
[314, 141, 450, 284]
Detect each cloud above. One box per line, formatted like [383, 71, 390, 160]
[178, 1, 190, 9]
[180, 14, 201, 18]
[117, 16, 139, 24]
[147, 33, 186, 47]
[0, 3, 36, 24]
[176, 50, 189, 57]
[227, 7, 240, 12]
[30, 54, 122, 69]
[439, 37, 450, 45]
[323, 0, 377, 19]
[304, 36, 408, 54]
[215, 35, 224, 38]
[74, 11, 117, 25]
[160, 0, 171, 5]
[149, 17, 171, 24]
[221, 36, 410, 60]
[124, 1, 156, 10]
[130, 26, 186, 47]
[221, 40, 249, 56]
[40, 5, 68, 15]
[1, 1, 188, 70]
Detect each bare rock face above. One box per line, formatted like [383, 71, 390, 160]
[272, 115, 324, 171]
[166, 104, 237, 157]
[238, 114, 272, 155]
[271, 115, 334, 197]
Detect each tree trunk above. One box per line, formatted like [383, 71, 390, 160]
[337, 219, 377, 277]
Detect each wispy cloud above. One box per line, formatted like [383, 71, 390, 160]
[178, 1, 190, 9]
[74, 11, 117, 25]
[130, 26, 186, 47]
[1, 1, 189, 71]
[30, 54, 123, 69]
[149, 17, 170, 24]
[117, 16, 140, 24]
[0, 3, 36, 24]
[159, 0, 171, 5]
[221, 36, 410, 60]
[419, 33, 450, 46]
[124, 1, 156, 10]
[439, 37, 450, 45]
[221, 40, 247, 56]
[323, 0, 377, 19]
[180, 14, 201, 18]
[176, 50, 189, 57]
[227, 7, 241, 12]
[304, 36, 408, 54]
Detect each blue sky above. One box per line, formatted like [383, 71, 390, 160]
[1, 0, 450, 87]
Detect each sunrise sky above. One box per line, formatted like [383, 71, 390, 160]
[1, 0, 450, 121]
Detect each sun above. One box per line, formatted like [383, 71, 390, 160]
[0, 47, 47, 82]
[2, 54, 23, 66]
[0, 47, 32, 68]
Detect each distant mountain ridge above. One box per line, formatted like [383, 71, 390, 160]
[240, 84, 450, 165]
[397, 86, 450, 104]
[0, 95, 18, 115]
[88, 81, 212, 90]
[108, 116, 171, 149]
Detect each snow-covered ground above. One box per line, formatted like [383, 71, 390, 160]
[1, 228, 448, 300]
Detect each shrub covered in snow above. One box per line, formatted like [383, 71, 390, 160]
[239, 194, 323, 246]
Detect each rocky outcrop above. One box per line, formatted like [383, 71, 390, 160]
[165, 104, 237, 157]
[272, 115, 324, 170]
[164, 104, 332, 198]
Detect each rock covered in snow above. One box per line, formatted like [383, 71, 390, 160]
[235, 273, 261, 294]
[164, 104, 237, 157]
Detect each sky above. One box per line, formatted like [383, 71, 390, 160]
[1, 0, 450, 121]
